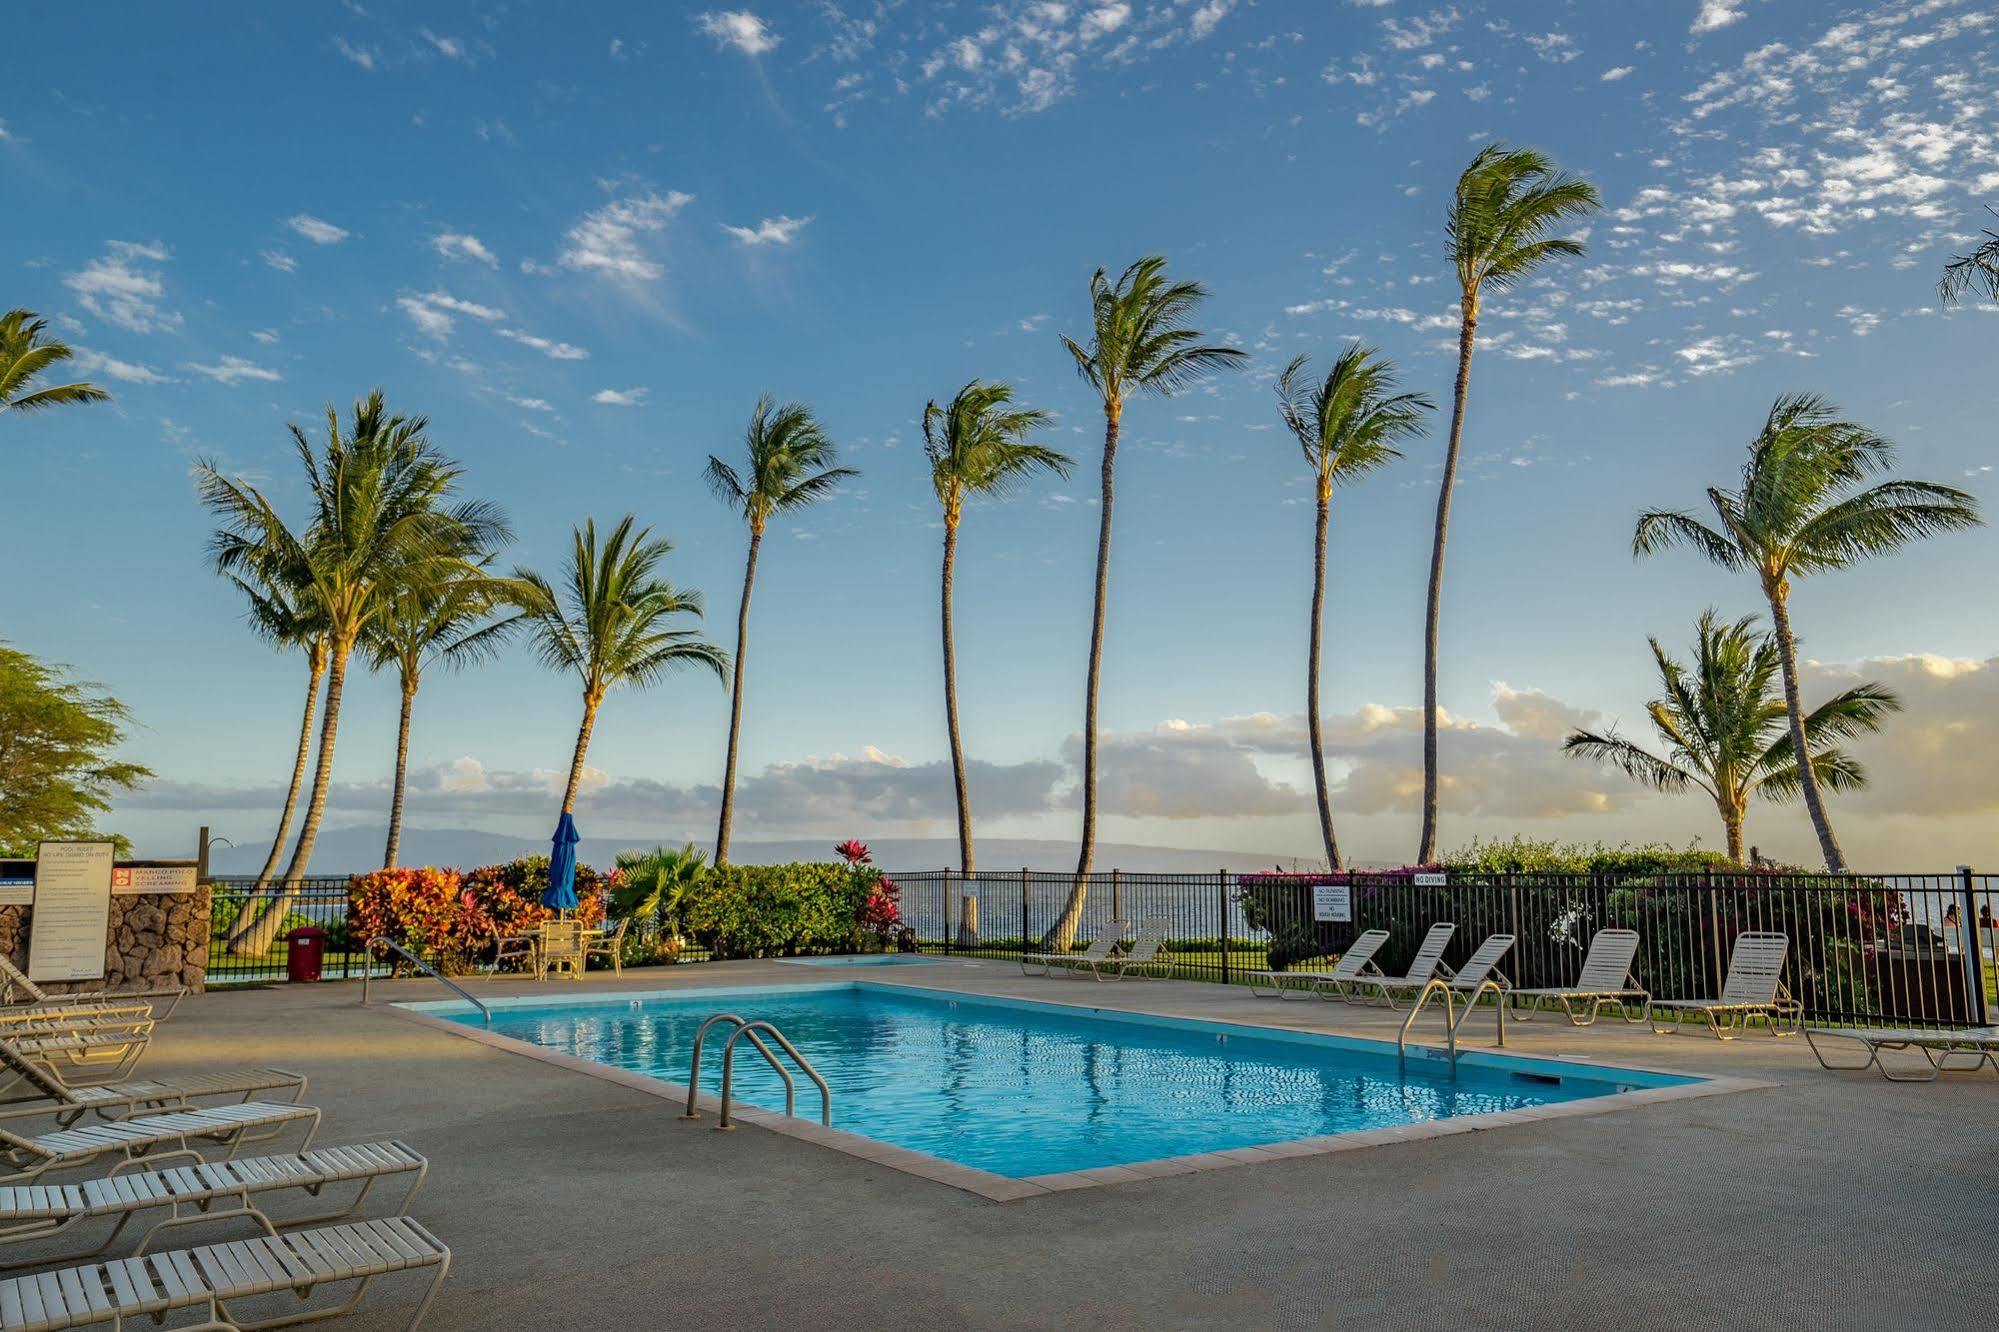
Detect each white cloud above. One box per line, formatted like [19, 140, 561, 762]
[249, 329, 279, 345]
[63, 241, 180, 335]
[180, 355, 281, 386]
[1691, 1, 1746, 35]
[431, 231, 497, 266]
[720, 214, 812, 247]
[557, 190, 693, 282]
[260, 249, 296, 273]
[286, 214, 349, 245]
[1081, 5, 1130, 43]
[1188, 0, 1235, 41]
[695, 11, 780, 56]
[69, 348, 174, 385]
[1382, 7, 1462, 51]
[592, 387, 649, 406]
[1601, 65, 1634, 81]
[507, 395, 554, 412]
[396, 290, 505, 339]
[496, 328, 589, 360]
[420, 28, 469, 61]
[334, 37, 379, 70]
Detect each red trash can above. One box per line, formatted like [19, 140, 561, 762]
[285, 927, 326, 983]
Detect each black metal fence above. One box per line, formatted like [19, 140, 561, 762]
[893, 868, 1997, 1029]
[204, 877, 367, 985]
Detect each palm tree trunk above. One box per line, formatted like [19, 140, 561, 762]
[561, 695, 600, 814]
[1419, 300, 1479, 864]
[1308, 494, 1343, 871]
[1722, 802, 1744, 865]
[251, 647, 325, 891]
[1765, 585, 1847, 871]
[229, 637, 352, 957]
[382, 674, 417, 870]
[715, 526, 763, 866]
[941, 517, 974, 876]
[1052, 404, 1120, 950]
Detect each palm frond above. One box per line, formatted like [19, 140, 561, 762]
[1939, 208, 1999, 305]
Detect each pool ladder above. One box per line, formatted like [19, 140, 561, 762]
[682, 1012, 831, 1131]
[1396, 978, 1508, 1063]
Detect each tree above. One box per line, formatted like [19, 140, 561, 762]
[1275, 346, 1432, 871]
[0, 309, 109, 417]
[923, 380, 1069, 876]
[1633, 393, 1982, 870]
[704, 396, 854, 864]
[0, 644, 150, 856]
[364, 558, 520, 868]
[1563, 610, 1899, 862]
[515, 515, 726, 815]
[1419, 144, 1599, 864]
[197, 392, 504, 954]
[1051, 256, 1246, 948]
[1939, 206, 1999, 305]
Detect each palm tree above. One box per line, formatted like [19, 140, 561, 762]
[1418, 144, 1599, 864]
[611, 842, 708, 953]
[923, 380, 1070, 877]
[1633, 393, 1982, 870]
[197, 392, 503, 954]
[1, 309, 110, 416]
[1050, 256, 1246, 948]
[705, 396, 854, 864]
[1564, 610, 1900, 862]
[1940, 206, 1999, 305]
[1276, 346, 1432, 871]
[364, 557, 520, 868]
[515, 515, 726, 815]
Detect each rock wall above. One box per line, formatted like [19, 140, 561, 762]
[0, 888, 211, 996]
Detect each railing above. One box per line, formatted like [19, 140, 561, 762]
[894, 867, 1997, 1029]
[205, 878, 364, 985]
[682, 1012, 830, 1130]
[359, 937, 491, 1024]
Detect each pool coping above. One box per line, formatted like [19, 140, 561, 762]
[379, 983, 1771, 1203]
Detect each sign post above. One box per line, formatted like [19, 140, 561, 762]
[28, 841, 116, 982]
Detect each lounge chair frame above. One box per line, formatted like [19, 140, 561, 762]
[1087, 918, 1172, 981]
[0, 959, 186, 1022]
[0, 1039, 306, 1131]
[1343, 924, 1458, 1008]
[1507, 929, 1652, 1027]
[1021, 922, 1128, 978]
[1648, 931, 1803, 1039]
[1801, 1025, 1999, 1082]
[1242, 930, 1391, 1001]
[0, 1103, 321, 1187]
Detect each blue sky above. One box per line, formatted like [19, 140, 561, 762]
[6, 0, 1996, 869]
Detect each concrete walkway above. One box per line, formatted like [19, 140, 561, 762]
[45, 961, 1999, 1330]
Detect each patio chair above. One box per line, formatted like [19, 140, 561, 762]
[0, 1026, 155, 1091]
[1090, 917, 1173, 981]
[0, 958, 187, 1021]
[0, 1037, 306, 1129]
[492, 926, 540, 975]
[1649, 931, 1802, 1038]
[0, 1139, 428, 1266]
[1801, 1025, 1999, 1082]
[1243, 929, 1391, 1000]
[0, 1101, 321, 1187]
[1343, 923, 1457, 1008]
[583, 920, 629, 976]
[538, 921, 586, 981]
[1021, 921, 1128, 977]
[1506, 929, 1651, 1026]
[0, 1215, 451, 1331]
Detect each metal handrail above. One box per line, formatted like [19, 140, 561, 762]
[359, 936, 491, 1025]
[683, 1013, 751, 1120]
[1398, 976, 1508, 1061]
[717, 1021, 830, 1130]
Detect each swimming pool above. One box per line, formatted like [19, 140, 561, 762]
[410, 982, 1697, 1180]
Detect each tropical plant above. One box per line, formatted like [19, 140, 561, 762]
[197, 392, 505, 954]
[1633, 393, 1982, 869]
[0, 309, 109, 417]
[679, 860, 899, 959]
[364, 557, 520, 868]
[348, 856, 610, 975]
[515, 515, 725, 814]
[0, 644, 151, 856]
[1051, 256, 1246, 947]
[611, 842, 707, 951]
[1939, 206, 1999, 305]
[705, 395, 855, 864]
[1276, 345, 1432, 871]
[923, 379, 1069, 876]
[1563, 610, 1901, 862]
[1419, 143, 1599, 864]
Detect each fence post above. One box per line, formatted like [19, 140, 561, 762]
[1218, 869, 1230, 987]
[1020, 868, 1030, 961]
[1704, 867, 1723, 997]
[942, 870, 953, 956]
[1961, 865, 1988, 1026]
[1111, 867, 1122, 923]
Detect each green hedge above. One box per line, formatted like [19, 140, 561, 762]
[680, 862, 896, 959]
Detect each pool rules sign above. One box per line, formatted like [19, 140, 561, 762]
[28, 840, 115, 982]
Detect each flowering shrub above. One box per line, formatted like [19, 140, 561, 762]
[348, 856, 610, 974]
[680, 852, 901, 959]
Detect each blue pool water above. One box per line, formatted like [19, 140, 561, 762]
[417, 983, 1693, 1178]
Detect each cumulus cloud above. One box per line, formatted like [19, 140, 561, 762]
[68, 348, 174, 385]
[1802, 654, 1999, 818]
[396, 290, 505, 340]
[1691, 1, 1746, 35]
[62, 241, 179, 335]
[431, 231, 497, 266]
[695, 11, 779, 56]
[591, 387, 649, 406]
[1188, 0, 1235, 42]
[286, 214, 349, 245]
[720, 215, 812, 246]
[557, 190, 692, 282]
[180, 355, 281, 386]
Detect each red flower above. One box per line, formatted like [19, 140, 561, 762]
[835, 839, 872, 866]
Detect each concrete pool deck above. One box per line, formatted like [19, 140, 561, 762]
[45, 959, 1999, 1329]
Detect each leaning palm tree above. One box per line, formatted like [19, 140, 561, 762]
[1, 309, 110, 416]
[1633, 393, 1982, 870]
[1940, 206, 1999, 305]
[1418, 144, 1599, 864]
[1049, 256, 1246, 948]
[1564, 610, 1900, 863]
[515, 515, 726, 815]
[705, 396, 854, 864]
[1276, 346, 1432, 871]
[197, 392, 504, 954]
[924, 380, 1070, 877]
[364, 557, 520, 868]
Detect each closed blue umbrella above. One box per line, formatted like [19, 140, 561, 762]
[545, 812, 580, 914]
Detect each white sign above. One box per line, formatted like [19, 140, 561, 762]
[111, 865, 198, 896]
[1312, 883, 1353, 922]
[0, 870, 31, 908]
[1413, 872, 1448, 888]
[28, 841, 115, 982]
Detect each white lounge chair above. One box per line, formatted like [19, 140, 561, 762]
[0, 1215, 450, 1331]
[1243, 929, 1391, 1000]
[0, 959, 186, 1021]
[1021, 921, 1128, 977]
[1396, 933, 1516, 1053]
[1, 1029, 155, 1091]
[0, 1140, 427, 1265]
[1802, 1025, 1999, 1082]
[0, 1038, 306, 1129]
[1344, 923, 1457, 1007]
[1649, 931, 1802, 1038]
[1507, 929, 1651, 1026]
[1090, 918, 1172, 981]
[0, 1102, 321, 1186]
